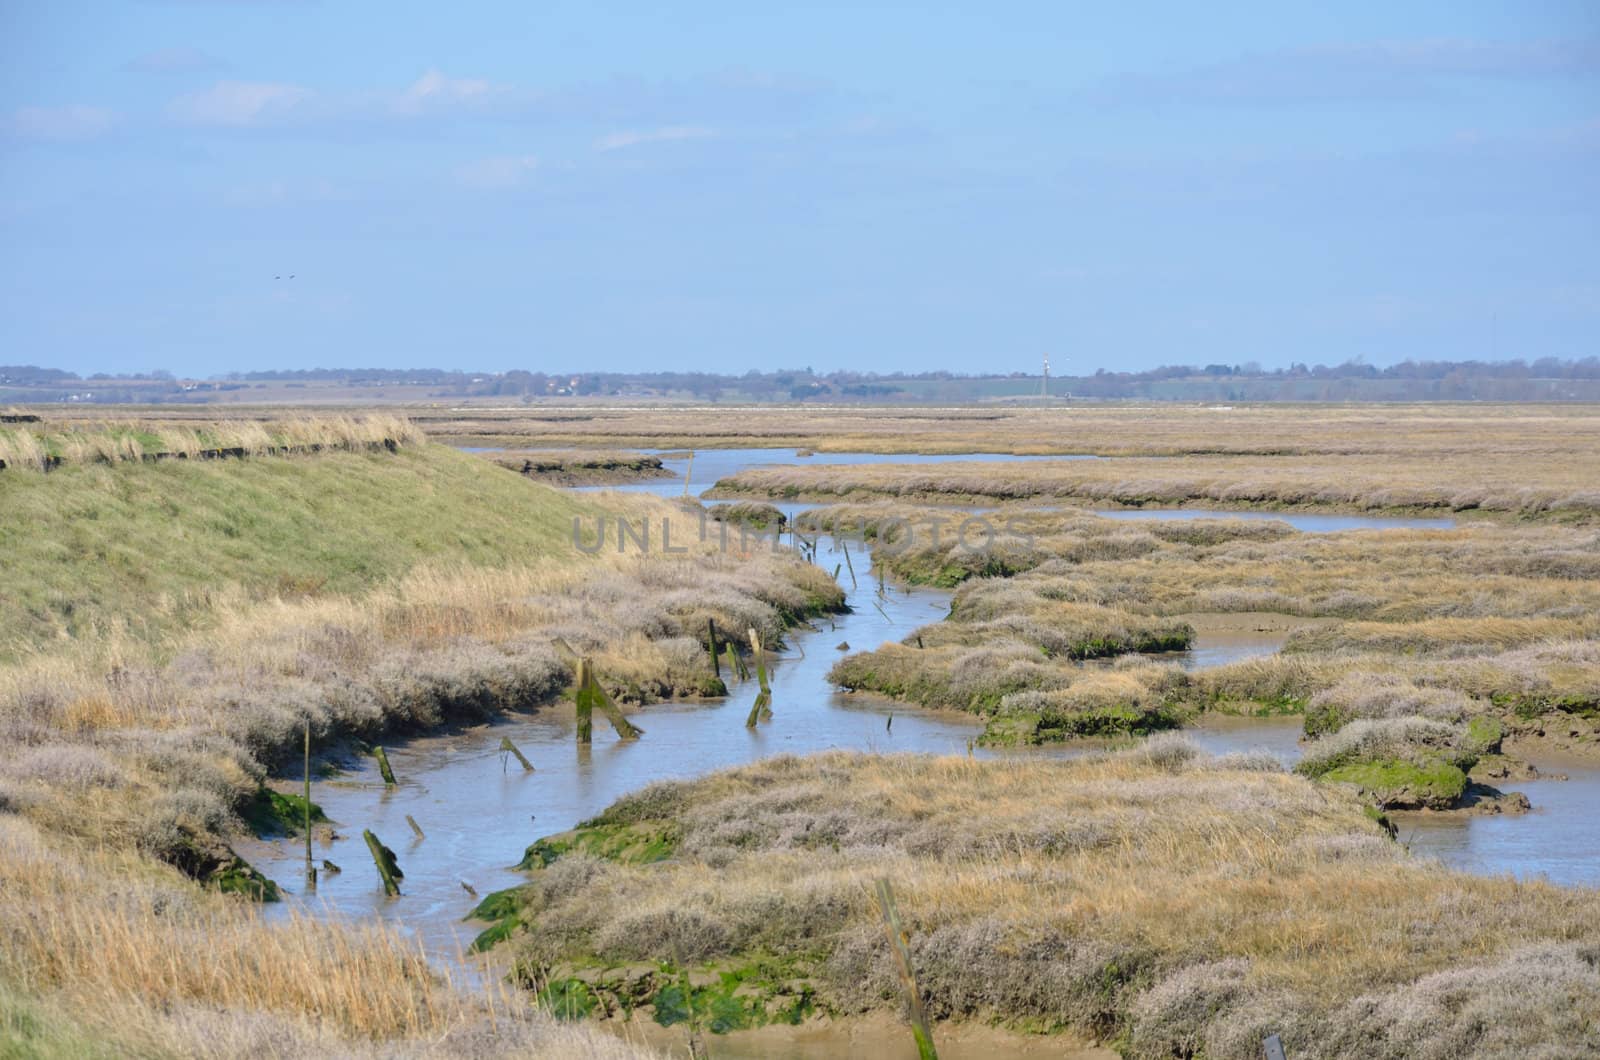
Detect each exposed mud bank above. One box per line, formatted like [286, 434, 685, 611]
[483, 449, 674, 486]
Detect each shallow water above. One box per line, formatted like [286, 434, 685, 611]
[549, 445, 1457, 533]
[253, 449, 1590, 963]
[1396, 754, 1600, 889]
[1187, 715, 1307, 766]
[575, 446, 1093, 505]
[250, 530, 983, 961]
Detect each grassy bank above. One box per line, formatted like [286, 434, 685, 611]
[480, 747, 1600, 1058]
[0, 426, 842, 1053]
[0, 413, 422, 472]
[0, 442, 598, 656]
[1, 443, 842, 877]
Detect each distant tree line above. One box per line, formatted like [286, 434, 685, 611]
[3, 357, 1598, 404]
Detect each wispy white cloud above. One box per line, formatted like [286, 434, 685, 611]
[9, 104, 114, 141]
[396, 69, 502, 113]
[454, 154, 539, 189]
[168, 80, 311, 127]
[594, 125, 716, 151]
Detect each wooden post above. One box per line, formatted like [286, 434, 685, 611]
[363, 830, 403, 897]
[587, 670, 644, 740]
[575, 659, 594, 744]
[405, 814, 425, 840]
[499, 736, 534, 772]
[574, 659, 642, 741]
[374, 746, 397, 786]
[874, 879, 937, 1060]
[707, 618, 721, 678]
[682, 450, 694, 497]
[724, 643, 746, 681]
[303, 720, 315, 887]
[841, 540, 858, 589]
[746, 628, 772, 726]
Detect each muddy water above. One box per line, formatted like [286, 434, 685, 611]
[254, 450, 1593, 975]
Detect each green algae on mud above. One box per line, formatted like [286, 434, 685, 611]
[1294, 715, 1508, 811]
[706, 500, 789, 531]
[516, 820, 682, 872]
[524, 957, 819, 1032]
[240, 787, 327, 838]
[476, 818, 822, 1031]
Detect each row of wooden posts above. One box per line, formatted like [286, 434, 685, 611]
[292, 516, 948, 1058]
[315, 621, 772, 894]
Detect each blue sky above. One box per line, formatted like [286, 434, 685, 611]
[1, 2, 1596, 377]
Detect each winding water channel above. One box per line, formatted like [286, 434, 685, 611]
[251, 447, 1598, 970]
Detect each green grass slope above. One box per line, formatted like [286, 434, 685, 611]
[0, 444, 591, 657]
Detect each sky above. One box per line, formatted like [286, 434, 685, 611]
[1, 2, 1597, 378]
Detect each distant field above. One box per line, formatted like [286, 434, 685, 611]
[406, 402, 1600, 462]
[14, 402, 1600, 457]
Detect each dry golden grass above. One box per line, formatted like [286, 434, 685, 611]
[0, 413, 423, 472]
[0, 538, 840, 873]
[498, 748, 1600, 1058]
[0, 816, 648, 1058]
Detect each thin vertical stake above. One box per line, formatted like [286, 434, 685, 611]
[874, 878, 937, 1060]
[303, 720, 315, 887]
